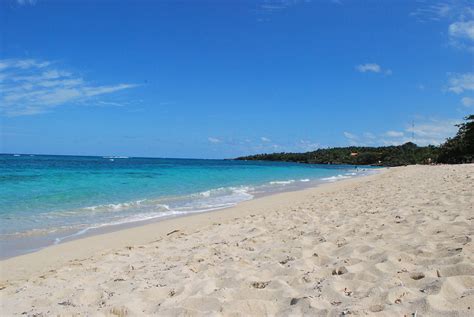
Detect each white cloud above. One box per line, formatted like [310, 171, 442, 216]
[355, 63, 392, 75]
[208, 137, 221, 143]
[363, 132, 376, 139]
[0, 58, 137, 116]
[342, 118, 459, 147]
[356, 63, 380, 73]
[83, 84, 137, 97]
[380, 120, 456, 146]
[447, 72, 474, 93]
[343, 131, 361, 146]
[410, 1, 474, 22]
[449, 20, 474, 51]
[344, 132, 377, 146]
[449, 20, 474, 40]
[210, 137, 321, 155]
[461, 96, 474, 107]
[411, 2, 474, 51]
[343, 131, 357, 139]
[258, 0, 308, 13]
[260, 136, 271, 142]
[0, 59, 49, 71]
[385, 130, 404, 137]
[296, 139, 320, 151]
[95, 100, 126, 107]
[247, 137, 321, 153]
[16, 0, 36, 6]
[410, 3, 451, 21]
[256, 0, 313, 21]
[404, 118, 459, 145]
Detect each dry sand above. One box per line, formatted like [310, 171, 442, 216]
[1, 164, 473, 316]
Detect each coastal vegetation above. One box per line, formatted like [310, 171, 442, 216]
[437, 115, 474, 164]
[236, 115, 474, 166]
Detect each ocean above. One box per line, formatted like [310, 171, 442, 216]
[0, 154, 378, 258]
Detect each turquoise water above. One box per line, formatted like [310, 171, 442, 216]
[0, 154, 377, 257]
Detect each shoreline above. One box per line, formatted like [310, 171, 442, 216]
[1, 168, 385, 281]
[0, 167, 379, 261]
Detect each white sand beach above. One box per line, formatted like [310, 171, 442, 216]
[1, 164, 473, 316]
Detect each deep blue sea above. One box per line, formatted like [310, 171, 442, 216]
[0, 154, 378, 258]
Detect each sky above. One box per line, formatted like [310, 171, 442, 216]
[1, 0, 473, 158]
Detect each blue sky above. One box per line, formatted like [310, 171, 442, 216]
[1, 0, 473, 158]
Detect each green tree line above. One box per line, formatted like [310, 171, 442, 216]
[235, 115, 474, 167]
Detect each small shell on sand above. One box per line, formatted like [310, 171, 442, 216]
[409, 272, 425, 280]
[251, 281, 270, 289]
[332, 266, 348, 275]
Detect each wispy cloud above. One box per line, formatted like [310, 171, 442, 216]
[449, 20, 474, 51]
[343, 131, 359, 145]
[445, 73, 474, 109]
[355, 63, 392, 75]
[296, 139, 320, 151]
[410, 1, 473, 22]
[0, 58, 137, 116]
[461, 96, 474, 107]
[449, 20, 474, 40]
[258, 0, 305, 13]
[342, 118, 459, 146]
[252, 138, 321, 153]
[208, 137, 221, 143]
[355, 63, 380, 73]
[404, 118, 459, 145]
[363, 132, 376, 139]
[254, 0, 340, 22]
[0, 59, 49, 70]
[16, 0, 37, 6]
[385, 130, 404, 137]
[255, 0, 317, 22]
[95, 100, 127, 107]
[411, 1, 474, 51]
[446, 72, 474, 93]
[205, 136, 321, 155]
[343, 131, 357, 139]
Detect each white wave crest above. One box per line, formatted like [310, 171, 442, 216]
[321, 174, 351, 182]
[269, 180, 295, 185]
[83, 199, 147, 211]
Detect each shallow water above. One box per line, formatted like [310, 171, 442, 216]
[0, 154, 378, 258]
